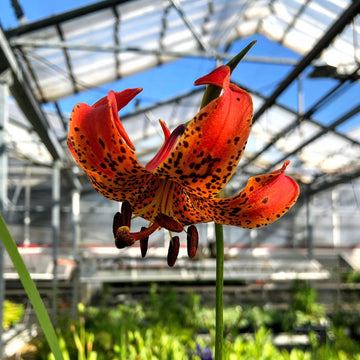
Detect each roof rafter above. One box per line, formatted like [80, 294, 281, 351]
[252, 0, 360, 124]
[10, 38, 299, 65]
[307, 167, 360, 197]
[169, 0, 211, 52]
[0, 25, 64, 161]
[5, 0, 134, 37]
[238, 70, 358, 172]
[55, 23, 78, 94]
[262, 102, 360, 173]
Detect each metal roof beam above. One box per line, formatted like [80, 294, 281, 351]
[252, 0, 360, 124]
[0, 25, 64, 161]
[111, 5, 121, 79]
[10, 38, 299, 65]
[16, 47, 46, 102]
[307, 167, 360, 197]
[237, 74, 356, 172]
[0, 26, 81, 190]
[169, 0, 211, 52]
[55, 24, 78, 94]
[5, 0, 133, 37]
[279, 0, 311, 44]
[262, 102, 360, 174]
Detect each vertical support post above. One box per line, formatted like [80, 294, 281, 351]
[306, 192, 313, 259]
[24, 166, 31, 245]
[331, 189, 341, 247]
[0, 73, 9, 359]
[51, 160, 61, 326]
[71, 188, 80, 319]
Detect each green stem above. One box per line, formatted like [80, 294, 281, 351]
[215, 222, 224, 360]
[0, 214, 64, 360]
[197, 41, 256, 358]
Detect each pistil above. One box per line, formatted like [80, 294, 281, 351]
[114, 222, 159, 249]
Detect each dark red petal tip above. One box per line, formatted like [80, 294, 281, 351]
[167, 236, 180, 267]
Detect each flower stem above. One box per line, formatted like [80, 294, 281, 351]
[198, 42, 256, 359]
[215, 222, 224, 360]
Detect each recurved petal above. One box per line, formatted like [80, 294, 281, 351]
[152, 65, 253, 197]
[67, 89, 151, 202]
[92, 88, 143, 150]
[193, 162, 299, 228]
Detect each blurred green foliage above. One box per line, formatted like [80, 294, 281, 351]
[3, 300, 24, 330]
[27, 282, 360, 360]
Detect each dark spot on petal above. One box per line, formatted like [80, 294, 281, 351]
[98, 138, 105, 149]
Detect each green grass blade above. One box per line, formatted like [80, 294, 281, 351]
[0, 213, 64, 360]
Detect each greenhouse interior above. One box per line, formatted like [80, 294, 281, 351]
[1, 0, 360, 358]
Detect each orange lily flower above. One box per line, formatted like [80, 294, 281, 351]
[67, 65, 299, 265]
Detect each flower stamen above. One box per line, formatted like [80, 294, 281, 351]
[155, 213, 183, 232]
[140, 227, 149, 258]
[187, 225, 199, 258]
[167, 235, 180, 267]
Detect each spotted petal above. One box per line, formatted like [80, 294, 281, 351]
[153, 65, 253, 197]
[191, 162, 299, 228]
[67, 89, 153, 201]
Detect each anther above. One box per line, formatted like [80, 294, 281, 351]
[121, 201, 132, 228]
[187, 225, 199, 258]
[167, 236, 180, 267]
[155, 213, 183, 232]
[140, 227, 149, 258]
[113, 212, 122, 237]
[113, 201, 132, 238]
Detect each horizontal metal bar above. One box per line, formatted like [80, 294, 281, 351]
[5, 0, 134, 37]
[10, 38, 299, 65]
[269, 101, 360, 169]
[252, 0, 360, 124]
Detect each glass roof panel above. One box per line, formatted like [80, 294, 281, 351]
[2, 0, 360, 201]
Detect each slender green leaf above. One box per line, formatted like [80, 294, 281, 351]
[0, 214, 64, 360]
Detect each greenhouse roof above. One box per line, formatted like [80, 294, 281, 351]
[1, 0, 360, 199]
